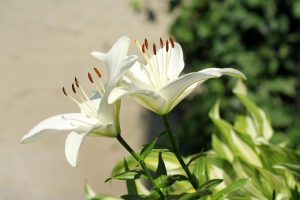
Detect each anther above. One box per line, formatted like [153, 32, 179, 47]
[142, 43, 146, 53]
[166, 40, 169, 52]
[93, 67, 102, 78]
[62, 87, 68, 96]
[71, 84, 76, 93]
[75, 77, 79, 87]
[88, 72, 94, 83]
[144, 38, 148, 49]
[169, 36, 175, 48]
[160, 38, 164, 48]
[153, 43, 157, 55]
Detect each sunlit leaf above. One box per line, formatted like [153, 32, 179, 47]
[212, 178, 249, 200]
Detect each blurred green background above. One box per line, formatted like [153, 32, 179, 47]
[136, 0, 300, 154]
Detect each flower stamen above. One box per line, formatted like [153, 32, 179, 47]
[93, 67, 106, 94]
[144, 38, 148, 49]
[169, 36, 175, 48]
[135, 40, 160, 86]
[160, 37, 164, 48]
[62, 86, 80, 105]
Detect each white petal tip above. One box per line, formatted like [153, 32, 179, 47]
[20, 135, 32, 144]
[90, 51, 107, 61]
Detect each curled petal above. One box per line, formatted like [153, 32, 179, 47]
[160, 68, 245, 113]
[21, 113, 97, 144]
[65, 131, 89, 167]
[199, 68, 246, 80]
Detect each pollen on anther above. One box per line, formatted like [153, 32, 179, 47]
[160, 38, 164, 48]
[88, 72, 94, 83]
[94, 67, 102, 78]
[144, 38, 148, 49]
[166, 40, 169, 52]
[71, 84, 76, 93]
[142, 43, 146, 53]
[153, 43, 157, 55]
[169, 36, 175, 48]
[75, 77, 79, 87]
[62, 87, 68, 96]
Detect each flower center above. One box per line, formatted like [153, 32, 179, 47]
[61, 67, 106, 118]
[135, 37, 175, 89]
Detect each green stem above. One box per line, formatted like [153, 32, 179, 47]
[161, 115, 198, 190]
[116, 134, 165, 199]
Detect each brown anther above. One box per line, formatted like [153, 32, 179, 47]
[62, 87, 68, 96]
[166, 40, 169, 52]
[93, 67, 102, 78]
[160, 38, 164, 48]
[75, 77, 79, 87]
[142, 43, 146, 53]
[88, 72, 94, 83]
[144, 38, 148, 49]
[169, 36, 175, 48]
[71, 83, 76, 93]
[153, 43, 157, 55]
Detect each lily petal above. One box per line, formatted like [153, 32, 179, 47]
[160, 68, 245, 113]
[90, 51, 107, 62]
[160, 71, 222, 112]
[107, 55, 138, 87]
[200, 68, 246, 80]
[167, 42, 184, 79]
[65, 131, 89, 167]
[21, 113, 97, 144]
[108, 87, 166, 114]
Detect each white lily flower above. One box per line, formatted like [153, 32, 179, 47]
[108, 37, 246, 115]
[21, 36, 137, 167]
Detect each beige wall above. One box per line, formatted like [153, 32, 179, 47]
[0, 1, 173, 199]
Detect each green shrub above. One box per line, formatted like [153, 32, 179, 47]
[169, 0, 300, 152]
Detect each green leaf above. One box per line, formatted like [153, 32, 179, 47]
[154, 151, 167, 179]
[140, 138, 158, 161]
[212, 178, 249, 200]
[85, 183, 97, 200]
[106, 170, 145, 182]
[179, 189, 213, 200]
[192, 156, 207, 185]
[152, 174, 189, 190]
[120, 194, 145, 200]
[145, 190, 161, 200]
[233, 81, 273, 141]
[187, 153, 207, 166]
[273, 163, 300, 178]
[199, 179, 223, 190]
[124, 159, 138, 195]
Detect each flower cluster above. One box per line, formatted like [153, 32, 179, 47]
[21, 36, 245, 167]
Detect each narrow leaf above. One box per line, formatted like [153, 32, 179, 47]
[124, 159, 138, 195]
[106, 170, 145, 182]
[199, 179, 223, 190]
[212, 178, 249, 200]
[187, 153, 207, 166]
[154, 151, 167, 179]
[140, 138, 158, 161]
[179, 189, 213, 200]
